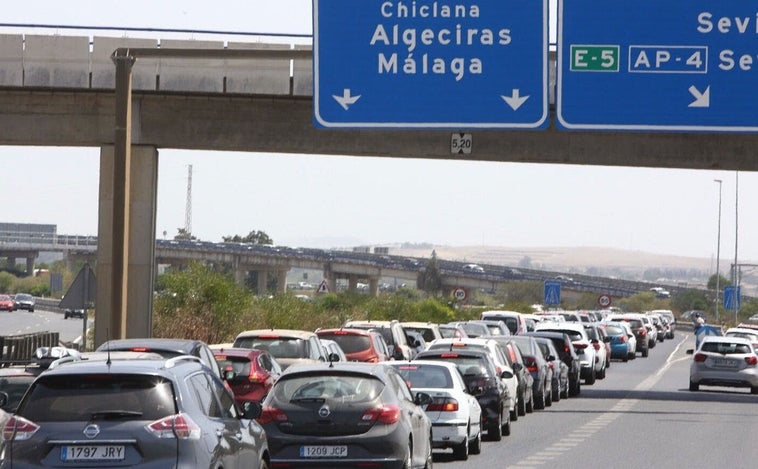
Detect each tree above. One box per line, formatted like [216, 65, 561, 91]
[222, 230, 273, 245]
[174, 228, 196, 240]
[707, 273, 731, 290]
[418, 250, 442, 295]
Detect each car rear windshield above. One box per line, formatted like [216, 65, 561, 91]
[18, 374, 176, 422]
[392, 364, 452, 389]
[701, 342, 753, 354]
[0, 375, 35, 411]
[541, 329, 584, 341]
[422, 356, 492, 378]
[604, 325, 625, 336]
[318, 334, 371, 354]
[584, 327, 599, 341]
[215, 356, 252, 378]
[403, 327, 437, 343]
[235, 337, 307, 359]
[273, 373, 383, 402]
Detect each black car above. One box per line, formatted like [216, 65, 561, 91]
[415, 348, 511, 441]
[523, 331, 582, 397]
[508, 336, 553, 409]
[259, 362, 433, 468]
[96, 338, 222, 379]
[63, 308, 85, 319]
[0, 355, 269, 468]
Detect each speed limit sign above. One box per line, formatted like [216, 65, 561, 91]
[453, 287, 467, 301]
[597, 295, 612, 308]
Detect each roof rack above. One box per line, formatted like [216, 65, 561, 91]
[164, 355, 203, 369]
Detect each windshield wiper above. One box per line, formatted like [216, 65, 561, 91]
[90, 410, 143, 420]
[290, 397, 326, 404]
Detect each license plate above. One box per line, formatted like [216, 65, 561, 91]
[300, 445, 348, 458]
[713, 358, 737, 368]
[61, 445, 125, 461]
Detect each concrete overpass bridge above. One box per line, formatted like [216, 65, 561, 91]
[0, 31, 745, 344]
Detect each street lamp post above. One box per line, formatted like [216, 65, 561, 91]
[714, 179, 722, 323]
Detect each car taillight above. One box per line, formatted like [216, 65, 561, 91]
[693, 353, 707, 363]
[525, 357, 538, 373]
[426, 397, 459, 412]
[592, 342, 601, 351]
[618, 335, 627, 343]
[366, 357, 379, 363]
[745, 356, 758, 366]
[548, 362, 556, 370]
[2, 416, 40, 441]
[258, 406, 289, 425]
[638, 329, 647, 337]
[573, 342, 588, 350]
[146, 413, 201, 440]
[361, 404, 400, 424]
[249, 371, 265, 383]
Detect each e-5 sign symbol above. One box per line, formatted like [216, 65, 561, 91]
[571, 45, 620, 72]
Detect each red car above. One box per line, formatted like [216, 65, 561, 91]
[315, 328, 391, 363]
[212, 347, 282, 405]
[0, 295, 15, 311]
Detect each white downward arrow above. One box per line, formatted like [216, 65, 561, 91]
[688, 85, 710, 108]
[501, 89, 529, 111]
[333, 88, 361, 110]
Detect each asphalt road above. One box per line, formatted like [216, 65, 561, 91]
[2, 308, 90, 345]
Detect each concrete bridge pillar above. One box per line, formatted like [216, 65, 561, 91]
[95, 144, 158, 346]
[26, 257, 34, 276]
[276, 270, 287, 294]
[369, 277, 379, 297]
[323, 266, 337, 293]
[234, 268, 246, 287]
[348, 275, 358, 292]
[257, 269, 269, 295]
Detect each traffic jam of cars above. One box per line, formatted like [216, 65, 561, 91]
[3, 307, 757, 468]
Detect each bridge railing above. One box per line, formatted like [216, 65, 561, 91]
[0, 33, 312, 96]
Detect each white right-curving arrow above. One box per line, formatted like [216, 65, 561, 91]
[688, 85, 710, 108]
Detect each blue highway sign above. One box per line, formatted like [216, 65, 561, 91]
[723, 286, 741, 311]
[544, 281, 561, 306]
[557, 0, 758, 132]
[313, 0, 549, 129]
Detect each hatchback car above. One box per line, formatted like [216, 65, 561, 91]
[0, 295, 15, 311]
[258, 362, 433, 468]
[603, 321, 635, 362]
[342, 320, 414, 360]
[13, 293, 35, 312]
[0, 356, 269, 468]
[480, 311, 528, 335]
[415, 348, 511, 441]
[400, 322, 443, 345]
[315, 328, 391, 363]
[523, 331, 582, 397]
[389, 361, 482, 460]
[212, 347, 282, 405]
[233, 329, 329, 370]
[535, 322, 599, 385]
[508, 336, 553, 409]
[532, 336, 568, 403]
[688, 336, 758, 394]
[606, 314, 649, 358]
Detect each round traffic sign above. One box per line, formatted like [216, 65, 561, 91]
[453, 287, 467, 301]
[597, 294, 612, 308]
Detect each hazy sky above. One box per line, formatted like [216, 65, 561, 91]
[2, 1, 755, 263]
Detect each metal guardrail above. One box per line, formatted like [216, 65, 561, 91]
[0, 332, 60, 367]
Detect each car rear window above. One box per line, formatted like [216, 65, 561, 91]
[318, 333, 371, 354]
[215, 356, 252, 378]
[274, 373, 383, 402]
[604, 325, 624, 335]
[701, 342, 752, 354]
[584, 327, 599, 341]
[0, 375, 35, 411]
[235, 337, 307, 359]
[421, 355, 492, 378]
[403, 327, 437, 343]
[392, 364, 452, 389]
[18, 374, 176, 422]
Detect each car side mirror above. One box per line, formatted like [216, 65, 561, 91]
[328, 352, 342, 362]
[545, 354, 556, 362]
[414, 391, 433, 407]
[241, 401, 262, 420]
[500, 370, 514, 380]
[0, 391, 7, 408]
[603, 337, 611, 343]
[392, 347, 405, 360]
[511, 362, 523, 372]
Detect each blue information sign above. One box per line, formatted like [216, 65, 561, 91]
[723, 285, 741, 311]
[314, 0, 549, 129]
[544, 281, 561, 306]
[557, 0, 758, 132]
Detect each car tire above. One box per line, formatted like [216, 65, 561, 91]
[622, 354, 629, 362]
[470, 418, 482, 455]
[751, 386, 758, 395]
[689, 380, 699, 392]
[402, 441, 413, 469]
[560, 385, 568, 399]
[517, 391, 526, 417]
[552, 383, 560, 402]
[488, 412, 502, 441]
[534, 389, 545, 410]
[501, 413, 511, 437]
[453, 432, 469, 460]
[598, 365, 606, 380]
[260, 460, 269, 469]
[585, 368, 596, 385]
[525, 392, 534, 413]
[545, 385, 553, 407]
[642, 348, 649, 358]
[569, 376, 580, 397]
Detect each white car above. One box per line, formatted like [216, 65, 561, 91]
[426, 338, 519, 417]
[688, 336, 758, 394]
[724, 327, 758, 351]
[462, 263, 485, 273]
[389, 360, 483, 460]
[535, 322, 599, 385]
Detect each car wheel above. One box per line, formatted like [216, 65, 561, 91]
[453, 429, 469, 460]
[585, 368, 596, 385]
[689, 380, 699, 392]
[597, 365, 606, 380]
[642, 348, 649, 358]
[488, 411, 502, 441]
[552, 383, 560, 402]
[469, 419, 482, 455]
[511, 391, 520, 420]
[517, 391, 526, 417]
[534, 389, 545, 410]
[259, 459, 269, 469]
[545, 385, 553, 407]
[568, 376, 580, 397]
[402, 441, 413, 469]
[622, 354, 629, 362]
[525, 391, 534, 413]
[501, 413, 511, 436]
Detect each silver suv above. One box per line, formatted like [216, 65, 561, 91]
[0, 355, 270, 468]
